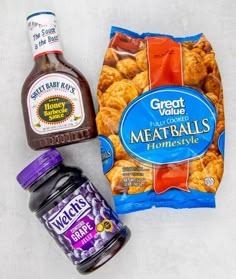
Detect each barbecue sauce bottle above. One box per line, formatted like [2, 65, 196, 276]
[21, 12, 97, 150]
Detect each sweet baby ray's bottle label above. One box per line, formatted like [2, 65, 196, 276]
[27, 73, 85, 135]
[40, 181, 123, 264]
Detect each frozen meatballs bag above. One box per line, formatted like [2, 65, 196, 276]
[96, 27, 225, 214]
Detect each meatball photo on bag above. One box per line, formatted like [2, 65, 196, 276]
[96, 27, 225, 214]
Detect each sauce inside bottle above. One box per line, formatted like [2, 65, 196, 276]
[22, 12, 97, 150]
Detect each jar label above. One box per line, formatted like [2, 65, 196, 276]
[27, 73, 85, 135]
[27, 12, 63, 58]
[40, 181, 123, 264]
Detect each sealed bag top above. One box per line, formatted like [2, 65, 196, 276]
[96, 27, 225, 214]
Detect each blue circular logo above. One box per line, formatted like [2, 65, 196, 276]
[119, 86, 217, 164]
[98, 135, 115, 173]
[218, 130, 225, 157]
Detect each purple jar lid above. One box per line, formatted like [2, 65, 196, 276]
[17, 149, 63, 190]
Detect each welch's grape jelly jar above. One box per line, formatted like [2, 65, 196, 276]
[16, 149, 131, 274]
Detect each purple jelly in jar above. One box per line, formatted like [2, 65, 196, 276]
[16, 149, 131, 274]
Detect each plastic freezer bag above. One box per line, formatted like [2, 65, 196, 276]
[96, 26, 225, 214]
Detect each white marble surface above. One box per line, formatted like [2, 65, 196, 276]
[0, 0, 236, 278]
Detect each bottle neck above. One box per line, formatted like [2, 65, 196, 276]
[27, 12, 63, 60]
[34, 52, 64, 66]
